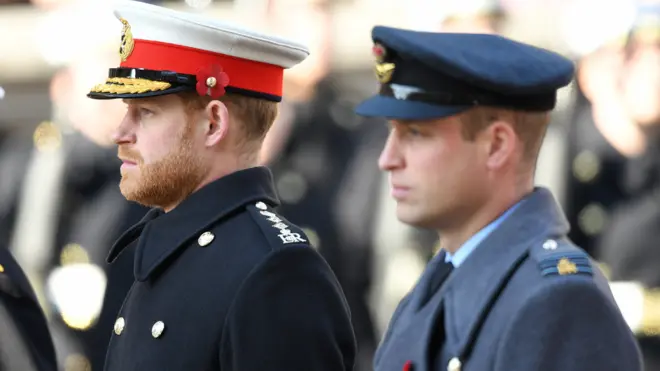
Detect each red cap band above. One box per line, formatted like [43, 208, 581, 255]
[121, 39, 285, 97]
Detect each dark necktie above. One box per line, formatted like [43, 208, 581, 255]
[424, 258, 455, 368]
[419, 257, 454, 308]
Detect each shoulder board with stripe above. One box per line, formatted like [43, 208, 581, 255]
[529, 238, 593, 277]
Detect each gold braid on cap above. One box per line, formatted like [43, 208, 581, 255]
[90, 77, 172, 94]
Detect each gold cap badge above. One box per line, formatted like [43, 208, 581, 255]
[372, 43, 395, 84]
[119, 18, 134, 62]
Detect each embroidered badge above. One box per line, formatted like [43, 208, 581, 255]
[259, 210, 307, 244]
[557, 258, 578, 275]
[390, 84, 423, 100]
[372, 43, 395, 84]
[538, 252, 593, 277]
[119, 18, 134, 62]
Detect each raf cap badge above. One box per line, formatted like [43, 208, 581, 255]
[373, 43, 395, 84]
[119, 18, 134, 62]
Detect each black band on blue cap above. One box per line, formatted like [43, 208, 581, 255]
[379, 84, 556, 111]
[379, 51, 557, 111]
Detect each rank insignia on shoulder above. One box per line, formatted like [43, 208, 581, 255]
[537, 252, 593, 277]
[530, 239, 594, 277]
[248, 202, 308, 246]
[259, 210, 307, 244]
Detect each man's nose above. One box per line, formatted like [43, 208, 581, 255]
[112, 113, 136, 145]
[378, 133, 404, 171]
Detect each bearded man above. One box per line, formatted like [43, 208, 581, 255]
[86, 2, 356, 370]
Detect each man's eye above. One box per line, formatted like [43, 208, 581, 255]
[407, 127, 422, 136]
[140, 108, 154, 116]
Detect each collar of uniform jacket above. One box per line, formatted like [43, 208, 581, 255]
[106, 166, 280, 281]
[434, 187, 570, 358]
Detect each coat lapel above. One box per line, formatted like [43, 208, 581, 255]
[107, 207, 164, 264]
[435, 188, 570, 359]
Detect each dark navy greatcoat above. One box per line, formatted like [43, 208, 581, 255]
[375, 188, 642, 371]
[0, 247, 57, 371]
[102, 167, 356, 371]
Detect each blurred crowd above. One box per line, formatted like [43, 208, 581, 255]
[0, 0, 659, 370]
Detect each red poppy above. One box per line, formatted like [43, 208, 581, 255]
[373, 43, 386, 61]
[196, 64, 230, 99]
[373, 45, 384, 58]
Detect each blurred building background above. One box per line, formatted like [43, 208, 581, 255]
[0, 0, 659, 370]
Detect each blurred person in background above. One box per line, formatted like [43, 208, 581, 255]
[562, 27, 637, 258]
[0, 87, 58, 371]
[438, 0, 505, 34]
[86, 2, 356, 370]
[3, 4, 165, 371]
[594, 2, 660, 369]
[563, 44, 632, 258]
[34, 53, 148, 370]
[561, 0, 658, 259]
[0, 0, 30, 4]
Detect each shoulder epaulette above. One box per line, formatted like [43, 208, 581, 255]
[246, 201, 309, 249]
[529, 238, 593, 277]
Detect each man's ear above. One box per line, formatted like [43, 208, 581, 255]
[204, 100, 230, 147]
[483, 113, 517, 170]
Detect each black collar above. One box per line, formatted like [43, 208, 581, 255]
[106, 166, 280, 281]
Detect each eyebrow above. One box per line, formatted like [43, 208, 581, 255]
[390, 119, 423, 126]
[123, 98, 160, 107]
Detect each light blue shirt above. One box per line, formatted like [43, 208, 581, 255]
[444, 200, 524, 268]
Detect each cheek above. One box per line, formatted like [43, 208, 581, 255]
[137, 132, 177, 164]
[407, 145, 449, 187]
[421, 144, 477, 191]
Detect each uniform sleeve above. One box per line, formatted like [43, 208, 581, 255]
[494, 278, 643, 371]
[0, 301, 39, 371]
[221, 245, 357, 371]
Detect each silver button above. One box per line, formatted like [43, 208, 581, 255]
[542, 239, 558, 250]
[255, 202, 267, 210]
[197, 232, 215, 247]
[114, 317, 125, 335]
[447, 357, 462, 371]
[151, 321, 165, 338]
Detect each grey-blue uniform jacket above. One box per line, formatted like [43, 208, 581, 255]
[375, 187, 642, 371]
[103, 167, 356, 371]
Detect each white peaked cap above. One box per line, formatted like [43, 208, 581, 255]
[88, 0, 310, 102]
